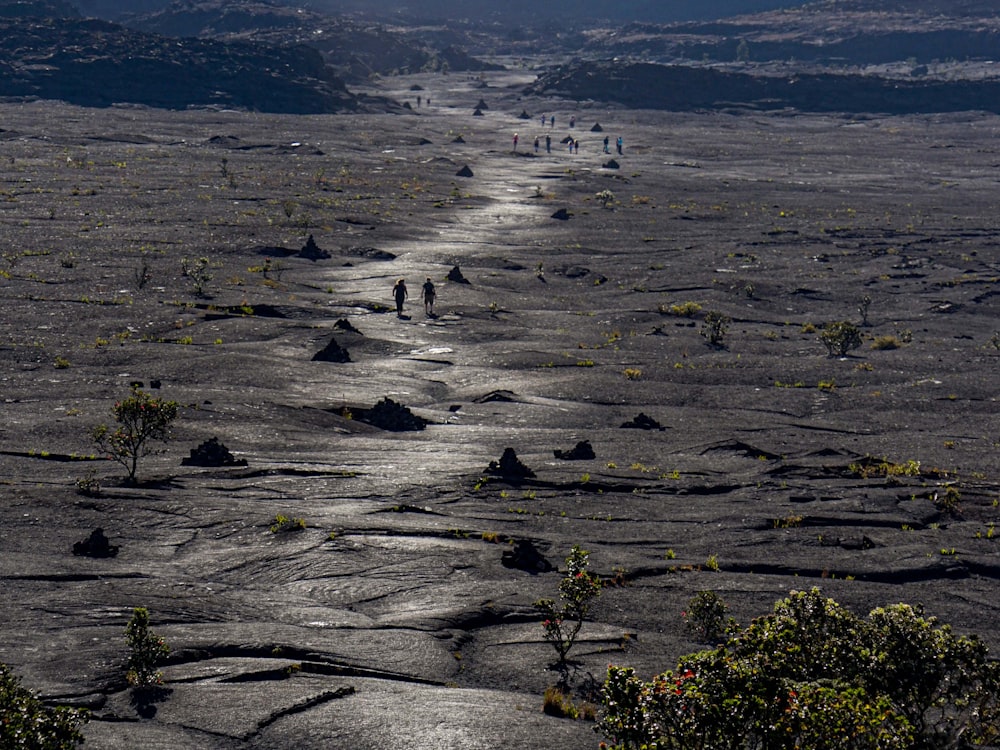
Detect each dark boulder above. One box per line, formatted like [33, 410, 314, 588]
[312, 337, 351, 363]
[621, 413, 665, 430]
[355, 397, 428, 431]
[447, 265, 470, 284]
[456, 164, 474, 178]
[602, 159, 620, 169]
[501, 539, 553, 573]
[591, 122, 603, 131]
[554, 440, 595, 460]
[333, 318, 362, 334]
[72, 528, 118, 558]
[486, 447, 535, 479]
[298, 234, 330, 260]
[182, 436, 248, 467]
[550, 208, 571, 220]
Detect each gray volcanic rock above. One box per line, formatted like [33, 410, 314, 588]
[0, 17, 364, 113]
[527, 59, 1000, 114]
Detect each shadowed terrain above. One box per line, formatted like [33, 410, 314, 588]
[1, 3, 999, 747]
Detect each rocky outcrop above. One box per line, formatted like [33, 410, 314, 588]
[526, 59, 1000, 115]
[0, 16, 366, 113]
[182, 437, 248, 467]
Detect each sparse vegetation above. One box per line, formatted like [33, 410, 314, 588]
[535, 546, 603, 672]
[701, 311, 730, 347]
[820, 320, 863, 356]
[124, 607, 170, 689]
[0, 662, 88, 749]
[91, 387, 179, 484]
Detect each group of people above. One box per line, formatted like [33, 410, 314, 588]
[392, 277, 436, 318]
[514, 125, 623, 156]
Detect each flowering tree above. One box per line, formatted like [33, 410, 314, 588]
[92, 387, 178, 484]
[0, 663, 87, 749]
[124, 607, 170, 689]
[598, 588, 1000, 750]
[534, 545, 603, 669]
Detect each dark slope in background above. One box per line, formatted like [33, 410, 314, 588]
[76, 0, 810, 24]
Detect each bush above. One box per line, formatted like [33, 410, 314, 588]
[92, 387, 179, 484]
[820, 320, 862, 356]
[701, 311, 730, 347]
[682, 590, 733, 643]
[0, 663, 88, 749]
[598, 588, 1000, 750]
[534, 546, 603, 669]
[124, 607, 170, 689]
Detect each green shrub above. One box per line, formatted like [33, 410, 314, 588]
[269, 514, 306, 533]
[535, 546, 603, 669]
[820, 320, 862, 356]
[683, 591, 733, 643]
[125, 607, 170, 689]
[91, 387, 179, 484]
[598, 588, 1000, 750]
[0, 663, 88, 749]
[701, 311, 730, 347]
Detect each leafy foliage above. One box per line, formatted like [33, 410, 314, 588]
[124, 607, 170, 689]
[682, 590, 733, 643]
[535, 545, 603, 668]
[701, 310, 730, 347]
[599, 588, 1000, 750]
[820, 320, 863, 356]
[92, 387, 179, 484]
[0, 662, 88, 749]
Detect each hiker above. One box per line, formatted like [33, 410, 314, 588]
[540, 114, 546, 126]
[392, 278, 408, 316]
[534, 136, 540, 152]
[569, 116, 575, 128]
[513, 132, 519, 151]
[574, 139, 580, 153]
[417, 95, 421, 107]
[545, 134, 551, 153]
[550, 115, 555, 127]
[421, 277, 437, 316]
[603, 135, 610, 153]
[616, 136, 623, 155]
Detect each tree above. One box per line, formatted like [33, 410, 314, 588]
[598, 588, 1000, 750]
[534, 546, 603, 673]
[820, 320, 863, 356]
[92, 387, 179, 484]
[0, 662, 88, 749]
[124, 607, 170, 689]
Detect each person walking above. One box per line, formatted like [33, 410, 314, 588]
[545, 134, 551, 153]
[392, 278, 408, 317]
[421, 277, 437, 316]
[616, 136, 623, 155]
[513, 132, 519, 152]
[534, 136, 540, 153]
[603, 135, 610, 153]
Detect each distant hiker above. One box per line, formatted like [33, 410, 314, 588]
[534, 136, 540, 152]
[421, 277, 437, 316]
[550, 115, 555, 127]
[540, 114, 546, 126]
[392, 278, 408, 316]
[569, 116, 575, 128]
[513, 132, 519, 152]
[574, 139, 580, 153]
[545, 134, 551, 153]
[616, 136, 623, 155]
[417, 95, 421, 107]
[603, 135, 610, 153]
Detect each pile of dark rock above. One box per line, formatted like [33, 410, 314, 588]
[181, 436, 248, 466]
[354, 397, 428, 431]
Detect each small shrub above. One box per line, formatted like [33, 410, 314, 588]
[53, 356, 71, 369]
[660, 301, 701, 317]
[535, 546, 602, 669]
[543, 685, 579, 718]
[180, 256, 212, 296]
[595, 189, 615, 209]
[0, 662, 88, 749]
[124, 607, 170, 689]
[683, 590, 733, 643]
[91, 387, 179, 484]
[623, 368, 642, 381]
[269, 514, 306, 533]
[820, 320, 863, 356]
[871, 334, 899, 350]
[859, 294, 872, 325]
[701, 311, 730, 347]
